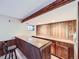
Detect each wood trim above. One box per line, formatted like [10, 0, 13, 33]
[21, 0, 74, 23]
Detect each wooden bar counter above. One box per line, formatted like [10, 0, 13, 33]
[32, 35, 74, 59]
[15, 35, 52, 59]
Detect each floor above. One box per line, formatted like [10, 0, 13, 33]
[0, 49, 59, 59]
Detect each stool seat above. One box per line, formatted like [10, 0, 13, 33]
[8, 45, 16, 51]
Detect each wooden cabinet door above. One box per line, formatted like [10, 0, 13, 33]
[56, 44, 62, 58]
[69, 47, 74, 59]
[61, 46, 69, 59]
[56, 43, 69, 59]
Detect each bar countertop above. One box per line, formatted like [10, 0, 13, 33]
[16, 35, 52, 48]
[33, 35, 74, 45]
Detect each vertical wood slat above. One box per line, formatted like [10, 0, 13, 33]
[51, 20, 76, 40]
[36, 24, 50, 36]
[36, 20, 76, 40]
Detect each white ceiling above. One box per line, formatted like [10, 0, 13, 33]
[0, 0, 56, 19]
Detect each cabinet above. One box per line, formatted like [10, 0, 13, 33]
[51, 41, 74, 59]
[32, 36, 74, 59]
[56, 42, 69, 59]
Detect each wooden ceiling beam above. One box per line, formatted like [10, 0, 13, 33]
[21, 0, 74, 23]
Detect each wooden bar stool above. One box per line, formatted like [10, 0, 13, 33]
[3, 41, 17, 59]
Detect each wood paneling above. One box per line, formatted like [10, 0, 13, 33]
[36, 24, 50, 36]
[21, 0, 74, 23]
[36, 20, 76, 40]
[68, 21, 76, 40]
[50, 20, 76, 40]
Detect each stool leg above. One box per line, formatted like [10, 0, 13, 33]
[5, 54, 7, 59]
[14, 50, 17, 59]
[9, 53, 10, 59]
[11, 52, 13, 59]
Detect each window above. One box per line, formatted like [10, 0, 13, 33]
[27, 25, 35, 31]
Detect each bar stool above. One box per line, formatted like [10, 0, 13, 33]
[3, 41, 17, 59]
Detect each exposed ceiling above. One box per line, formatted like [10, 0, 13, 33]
[24, 1, 77, 25]
[0, 0, 56, 19]
[21, 0, 74, 22]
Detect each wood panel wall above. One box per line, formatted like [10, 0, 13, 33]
[36, 24, 51, 36]
[36, 20, 76, 40]
[51, 20, 76, 40]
